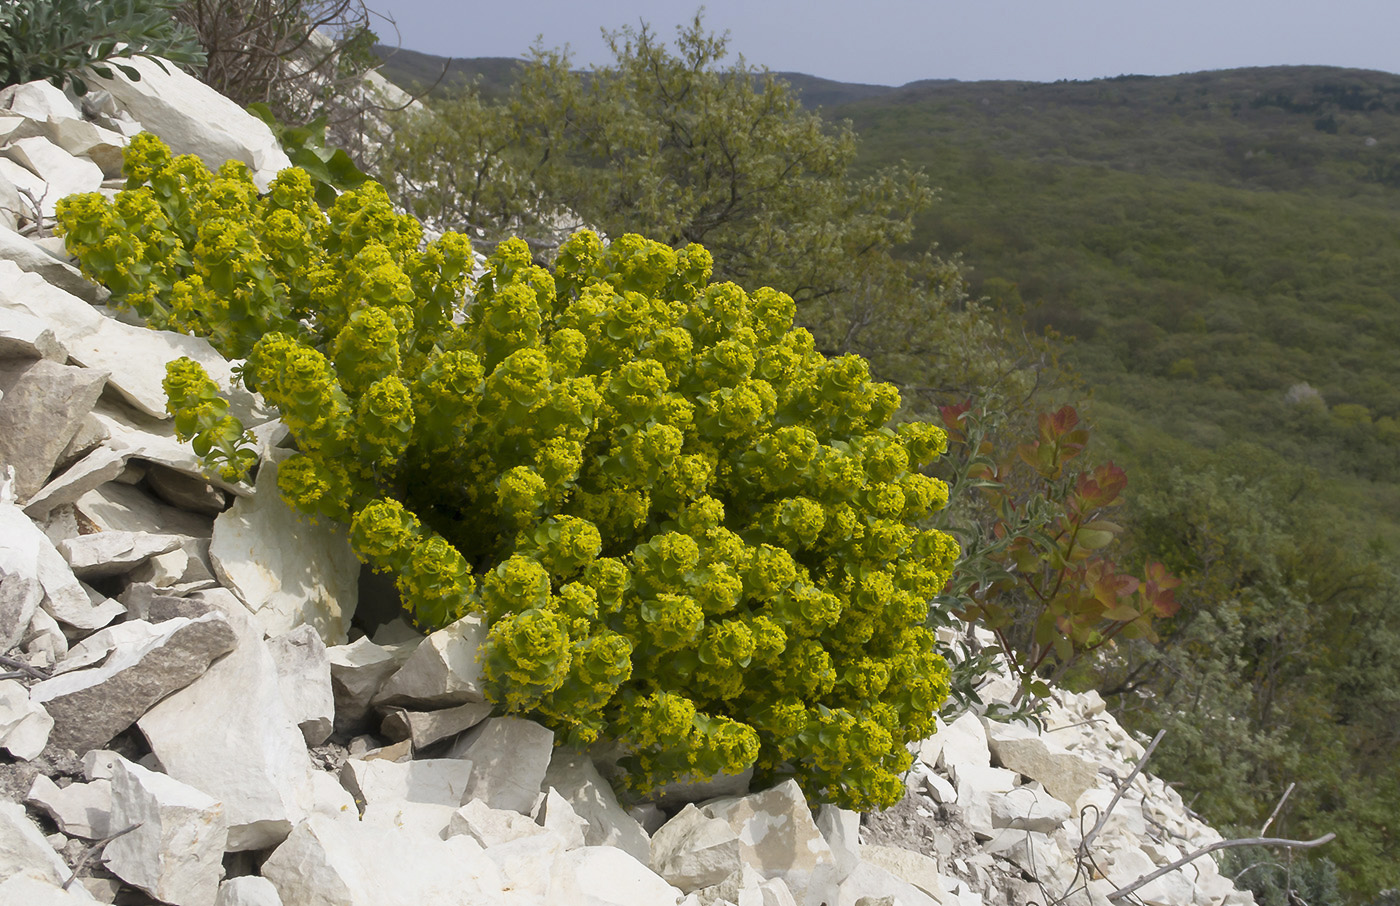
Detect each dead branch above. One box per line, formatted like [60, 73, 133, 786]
[1077, 729, 1165, 860]
[1106, 833, 1336, 902]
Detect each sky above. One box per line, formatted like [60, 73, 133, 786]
[365, 0, 1399, 87]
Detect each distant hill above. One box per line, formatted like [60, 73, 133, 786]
[373, 44, 902, 109]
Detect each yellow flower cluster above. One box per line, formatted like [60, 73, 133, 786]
[59, 135, 961, 810]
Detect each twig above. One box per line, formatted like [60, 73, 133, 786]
[62, 824, 140, 890]
[1260, 782, 1295, 837]
[1078, 729, 1165, 859]
[0, 654, 51, 680]
[1107, 834, 1336, 902]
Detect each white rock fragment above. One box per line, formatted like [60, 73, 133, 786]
[837, 861, 941, 906]
[26, 774, 112, 839]
[543, 746, 652, 864]
[260, 814, 507, 906]
[538, 787, 590, 850]
[816, 805, 861, 883]
[267, 625, 335, 745]
[372, 612, 487, 707]
[936, 712, 990, 771]
[547, 845, 685, 906]
[379, 700, 493, 750]
[57, 530, 185, 579]
[985, 719, 1101, 810]
[138, 591, 315, 851]
[210, 450, 358, 645]
[215, 876, 284, 906]
[989, 784, 1072, 833]
[104, 758, 227, 906]
[445, 798, 548, 848]
[90, 55, 292, 191]
[328, 633, 419, 734]
[0, 136, 103, 217]
[859, 845, 947, 903]
[30, 612, 237, 752]
[0, 797, 72, 887]
[448, 716, 555, 814]
[339, 757, 476, 811]
[651, 803, 745, 891]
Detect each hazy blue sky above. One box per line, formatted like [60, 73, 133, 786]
[367, 0, 1398, 86]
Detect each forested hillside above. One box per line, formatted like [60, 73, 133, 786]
[375, 47, 1400, 900]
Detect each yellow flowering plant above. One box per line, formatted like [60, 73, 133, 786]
[56, 134, 959, 810]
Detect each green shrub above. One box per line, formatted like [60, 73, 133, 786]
[0, 0, 204, 95]
[56, 133, 959, 809]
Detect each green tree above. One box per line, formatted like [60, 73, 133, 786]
[381, 14, 1054, 411]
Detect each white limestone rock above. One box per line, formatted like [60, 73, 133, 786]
[0, 261, 265, 424]
[542, 745, 652, 864]
[0, 679, 52, 758]
[138, 590, 315, 851]
[372, 612, 487, 707]
[260, 814, 508, 906]
[30, 612, 237, 752]
[989, 784, 1072, 834]
[0, 136, 103, 217]
[215, 876, 284, 906]
[210, 449, 358, 645]
[698, 781, 839, 906]
[57, 530, 185, 579]
[0, 872, 103, 905]
[378, 700, 493, 749]
[0, 799, 72, 888]
[481, 830, 568, 899]
[268, 625, 335, 745]
[1103, 845, 1194, 906]
[935, 712, 990, 771]
[858, 845, 947, 903]
[547, 845, 685, 906]
[0, 224, 107, 305]
[89, 56, 292, 191]
[0, 79, 80, 121]
[447, 716, 555, 814]
[651, 803, 745, 892]
[72, 477, 216, 537]
[0, 563, 43, 653]
[1075, 788, 1146, 838]
[104, 757, 227, 906]
[815, 805, 861, 883]
[836, 862, 941, 906]
[985, 719, 1101, 810]
[339, 757, 476, 811]
[327, 634, 419, 734]
[538, 787, 590, 850]
[0, 357, 108, 500]
[25, 774, 112, 839]
[0, 272, 77, 354]
[445, 798, 548, 848]
[42, 117, 126, 178]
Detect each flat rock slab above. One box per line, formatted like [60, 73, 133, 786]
[30, 613, 237, 752]
[210, 451, 358, 645]
[379, 700, 492, 750]
[701, 779, 838, 906]
[268, 625, 335, 746]
[448, 716, 555, 814]
[58, 530, 185, 580]
[0, 678, 53, 759]
[105, 756, 227, 906]
[138, 589, 315, 851]
[372, 612, 486, 708]
[26, 774, 112, 839]
[0, 223, 106, 305]
[0, 298, 67, 360]
[543, 746, 652, 865]
[0, 357, 107, 500]
[339, 757, 476, 810]
[0, 799, 72, 888]
[90, 55, 291, 192]
[985, 719, 1100, 811]
[260, 814, 509, 906]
